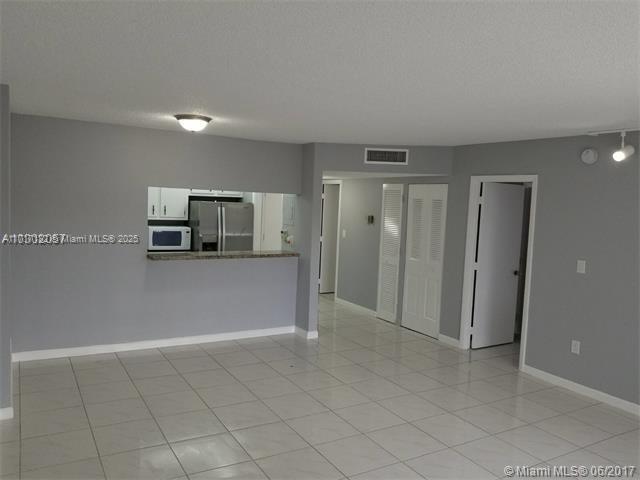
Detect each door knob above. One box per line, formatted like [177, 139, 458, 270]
[513, 270, 519, 276]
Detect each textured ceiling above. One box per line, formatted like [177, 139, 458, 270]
[1, 1, 638, 145]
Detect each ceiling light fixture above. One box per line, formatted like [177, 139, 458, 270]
[612, 131, 634, 162]
[174, 114, 211, 132]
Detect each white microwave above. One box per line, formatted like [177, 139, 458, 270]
[148, 226, 191, 251]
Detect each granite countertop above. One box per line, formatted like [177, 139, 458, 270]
[146, 250, 299, 261]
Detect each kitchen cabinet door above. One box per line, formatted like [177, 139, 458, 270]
[160, 188, 189, 219]
[147, 187, 161, 219]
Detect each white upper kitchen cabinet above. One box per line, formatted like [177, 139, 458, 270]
[147, 187, 161, 219]
[147, 187, 190, 220]
[190, 189, 244, 198]
[160, 188, 190, 219]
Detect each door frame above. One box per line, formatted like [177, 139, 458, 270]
[459, 175, 538, 371]
[321, 180, 342, 296]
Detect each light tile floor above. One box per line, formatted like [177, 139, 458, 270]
[1, 294, 638, 479]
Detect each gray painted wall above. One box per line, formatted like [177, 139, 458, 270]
[293, 144, 320, 332]
[0, 85, 11, 408]
[444, 134, 639, 403]
[9, 114, 301, 352]
[336, 179, 382, 310]
[332, 135, 638, 404]
[7, 113, 637, 405]
[294, 143, 454, 333]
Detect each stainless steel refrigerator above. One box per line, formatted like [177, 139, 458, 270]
[189, 201, 254, 251]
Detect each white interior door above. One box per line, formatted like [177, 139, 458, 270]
[402, 184, 448, 338]
[319, 184, 340, 293]
[472, 183, 525, 348]
[261, 193, 284, 250]
[376, 184, 404, 322]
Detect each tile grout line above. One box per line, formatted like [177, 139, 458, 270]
[190, 338, 380, 478]
[193, 337, 387, 479]
[117, 348, 207, 480]
[154, 343, 275, 480]
[14, 357, 105, 476]
[188, 339, 410, 478]
[12, 298, 636, 479]
[68, 356, 108, 480]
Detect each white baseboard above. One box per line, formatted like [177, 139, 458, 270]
[295, 327, 319, 340]
[0, 406, 14, 420]
[12, 326, 296, 362]
[333, 296, 377, 316]
[438, 334, 461, 349]
[522, 364, 640, 417]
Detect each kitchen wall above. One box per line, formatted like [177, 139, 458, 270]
[444, 133, 639, 404]
[9, 114, 302, 352]
[0, 85, 11, 410]
[293, 143, 454, 334]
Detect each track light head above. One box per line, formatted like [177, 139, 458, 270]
[613, 131, 635, 162]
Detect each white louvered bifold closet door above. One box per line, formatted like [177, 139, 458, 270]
[402, 184, 448, 338]
[376, 184, 404, 322]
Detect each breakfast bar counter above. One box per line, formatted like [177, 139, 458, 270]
[147, 250, 299, 261]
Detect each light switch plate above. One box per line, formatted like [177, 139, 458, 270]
[342, 229, 347, 239]
[577, 260, 586, 274]
[571, 340, 581, 355]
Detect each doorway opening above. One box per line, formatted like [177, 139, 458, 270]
[460, 175, 538, 370]
[318, 172, 446, 317]
[319, 181, 341, 294]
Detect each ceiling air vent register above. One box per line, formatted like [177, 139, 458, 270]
[364, 148, 409, 165]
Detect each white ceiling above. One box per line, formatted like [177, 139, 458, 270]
[1, 1, 638, 146]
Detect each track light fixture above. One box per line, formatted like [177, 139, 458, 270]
[612, 131, 635, 162]
[587, 129, 636, 162]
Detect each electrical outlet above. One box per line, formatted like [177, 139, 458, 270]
[577, 260, 586, 274]
[571, 340, 581, 355]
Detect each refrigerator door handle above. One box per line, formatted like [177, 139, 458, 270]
[221, 206, 226, 251]
[217, 206, 223, 252]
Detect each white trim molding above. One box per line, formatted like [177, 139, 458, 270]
[438, 334, 461, 349]
[0, 406, 14, 420]
[334, 296, 377, 316]
[12, 326, 296, 362]
[295, 327, 319, 340]
[522, 364, 640, 417]
[459, 174, 538, 374]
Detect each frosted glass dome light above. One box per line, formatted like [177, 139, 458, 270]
[175, 114, 211, 132]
